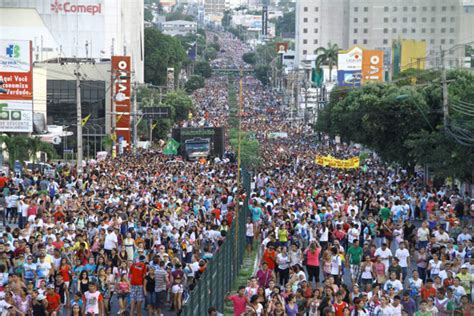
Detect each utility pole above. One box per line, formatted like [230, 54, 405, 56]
[132, 81, 138, 152]
[441, 49, 449, 131]
[236, 67, 243, 186]
[74, 62, 83, 175]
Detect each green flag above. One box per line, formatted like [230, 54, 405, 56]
[163, 138, 180, 155]
[311, 67, 323, 87]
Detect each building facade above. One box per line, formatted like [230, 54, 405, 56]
[295, 0, 472, 68]
[161, 20, 198, 36]
[0, 0, 144, 82]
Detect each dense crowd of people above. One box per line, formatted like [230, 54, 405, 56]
[0, 31, 472, 316]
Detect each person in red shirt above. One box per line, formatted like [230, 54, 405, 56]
[45, 284, 61, 316]
[262, 245, 277, 271]
[332, 291, 348, 316]
[0, 173, 8, 190]
[225, 286, 248, 316]
[129, 256, 147, 316]
[420, 278, 437, 301]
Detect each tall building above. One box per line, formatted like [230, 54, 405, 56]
[295, 0, 472, 69]
[0, 0, 144, 82]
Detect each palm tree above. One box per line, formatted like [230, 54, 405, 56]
[0, 135, 56, 168]
[315, 42, 340, 82]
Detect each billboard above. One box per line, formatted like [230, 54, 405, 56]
[337, 70, 362, 87]
[171, 127, 225, 158]
[111, 56, 131, 146]
[276, 42, 289, 54]
[362, 50, 384, 83]
[0, 40, 33, 132]
[337, 46, 363, 87]
[400, 40, 427, 72]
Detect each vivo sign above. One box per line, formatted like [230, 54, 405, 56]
[50, 0, 102, 15]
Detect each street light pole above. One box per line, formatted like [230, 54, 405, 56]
[74, 62, 83, 175]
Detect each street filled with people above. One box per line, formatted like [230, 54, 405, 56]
[0, 31, 472, 316]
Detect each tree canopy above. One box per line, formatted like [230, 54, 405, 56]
[144, 28, 187, 86]
[184, 75, 205, 93]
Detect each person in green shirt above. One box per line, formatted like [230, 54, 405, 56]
[379, 203, 391, 221]
[415, 300, 432, 316]
[456, 265, 472, 296]
[346, 239, 363, 285]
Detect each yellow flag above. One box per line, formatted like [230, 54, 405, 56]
[188, 111, 193, 120]
[152, 122, 158, 130]
[81, 114, 91, 126]
[116, 114, 123, 123]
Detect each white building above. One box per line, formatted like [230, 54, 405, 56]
[295, 0, 472, 69]
[161, 20, 198, 36]
[0, 0, 144, 82]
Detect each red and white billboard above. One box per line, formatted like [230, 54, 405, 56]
[0, 40, 33, 132]
[111, 56, 131, 146]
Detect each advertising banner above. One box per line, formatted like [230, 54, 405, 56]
[337, 70, 361, 87]
[401, 40, 427, 72]
[0, 40, 33, 132]
[315, 155, 360, 169]
[111, 56, 131, 146]
[362, 50, 384, 83]
[337, 46, 363, 71]
[275, 42, 289, 54]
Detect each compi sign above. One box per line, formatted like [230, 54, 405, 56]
[50, 0, 102, 15]
[0, 40, 33, 133]
[111, 56, 131, 147]
[337, 46, 384, 87]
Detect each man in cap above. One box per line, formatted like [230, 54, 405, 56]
[129, 255, 147, 316]
[456, 264, 472, 300]
[45, 284, 61, 316]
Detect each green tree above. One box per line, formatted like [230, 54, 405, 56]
[194, 61, 212, 78]
[242, 52, 257, 65]
[184, 75, 205, 93]
[222, 9, 233, 30]
[255, 65, 270, 86]
[0, 135, 56, 167]
[315, 42, 339, 82]
[274, 10, 295, 36]
[162, 90, 194, 122]
[144, 7, 153, 22]
[145, 28, 187, 86]
[203, 47, 218, 61]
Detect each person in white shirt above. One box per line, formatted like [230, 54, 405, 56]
[457, 228, 472, 244]
[384, 272, 404, 295]
[373, 296, 394, 316]
[103, 227, 118, 257]
[394, 242, 410, 281]
[374, 243, 393, 274]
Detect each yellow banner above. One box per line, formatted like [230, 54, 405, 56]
[315, 155, 360, 169]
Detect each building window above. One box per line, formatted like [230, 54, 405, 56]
[314, 28, 318, 33]
[412, 17, 416, 22]
[363, 28, 368, 34]
[403, 17, 408, 23]
[364, 7, 368, 12]
[393, 18, 397, 23]
[384, 17, 388, 23]
[442, 6, 447, 11]
[315, 18, 319, 23]
[303, 39, 308, 44]
[303, 28, 308, 33]
[353, 39, 358, 44]
[384, 6, 389, 12]
[412, 6, 417, 12]
[384, 28, 388, 33]
[451, 5, 455, 11]
[314, 49, 318, 54]
[422, 6, 427, 12]
[441, 17, 446, 22]
[431, 17, 436, 22]
[314, 39, 318, 44]
[403, 6, 408, 12]
[354, 28, 358, 33]
[363, 39, 368, 44]
[450, 28, 455, 33]
[431, 6, 436, 12]
[303, 50, 307, 54]
[430, 39, 435, 44]
[402, 28, 407, 34]
[304, 7, 308, 12]
[422, 28, 426, 33]
[354, 18, 358, 23]
[441, 28, 446, 33]
[354, 7, 359, 12]
[450, 17, 455, 22]
[383, 39, 388, 44]
[422, 17, 427, 22]
[441, 39, 446, 44]
[450, 39, 455, 44]
[392, 28, 397, 33]
[364, 18, 368, 23]
[412, 28, 416, 33]
[393, 7, 398, 12]
[303, 18, 308, 23]
[431, 28, 435, 33]
[315, 7, 319, 12]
